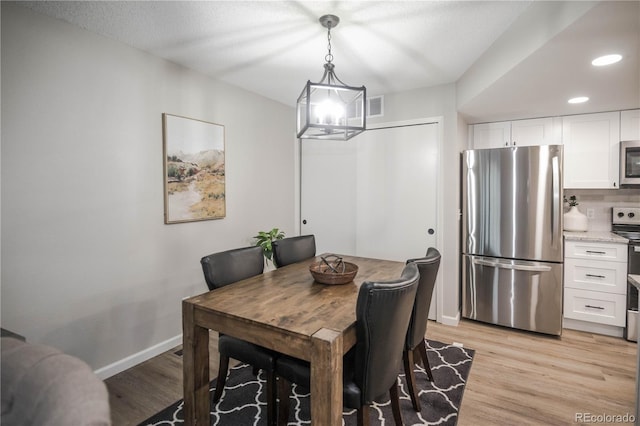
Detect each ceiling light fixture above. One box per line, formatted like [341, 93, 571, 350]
[592, 54, 622, 66]
[568, 96, 589, 104]
[296, 15, 366, 140]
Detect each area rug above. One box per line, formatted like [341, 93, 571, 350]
[139, 339, 474, 426]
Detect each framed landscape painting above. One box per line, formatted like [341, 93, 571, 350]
[163, 113, 226, 224]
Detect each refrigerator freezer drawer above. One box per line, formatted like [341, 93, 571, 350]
[462, 255, 563, 335]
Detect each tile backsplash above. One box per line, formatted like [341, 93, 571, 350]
[563, 188, 640, 231]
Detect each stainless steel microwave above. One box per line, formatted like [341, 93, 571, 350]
[621, 140, 640, 187]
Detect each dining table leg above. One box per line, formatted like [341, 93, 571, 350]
[182, 300, 210, 426]
[310, 328, 343, 426]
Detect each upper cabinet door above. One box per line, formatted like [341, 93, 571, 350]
[510, 117, 559, 147]
[470, 118, 559, 149]
[621, 109, 640, 141]
[562, 111, 621, 189]
[471, 121, 511, 149]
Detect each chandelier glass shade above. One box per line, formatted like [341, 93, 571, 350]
[296, 15, 366, 141]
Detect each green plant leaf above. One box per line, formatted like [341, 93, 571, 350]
[252, 227, 285, 265]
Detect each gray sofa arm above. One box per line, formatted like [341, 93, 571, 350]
[1, 337, 111, 425]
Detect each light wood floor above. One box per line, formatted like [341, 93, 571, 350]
[105, 320, 637, 425]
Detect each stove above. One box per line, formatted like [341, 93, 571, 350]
[612, 207, 640, 244]
[612, 207, 640, 342]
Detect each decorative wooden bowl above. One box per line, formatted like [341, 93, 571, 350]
[309, 255, 358, 285]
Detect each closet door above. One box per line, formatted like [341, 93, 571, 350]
[301, 122, 439, 317]
[355, 123, 438, 261]
[301, 122, 438, 260]
[300, 139, 357, 256]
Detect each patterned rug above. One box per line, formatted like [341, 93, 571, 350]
[139, 339, 474, 426]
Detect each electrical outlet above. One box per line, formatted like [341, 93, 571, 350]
[586, 208, 595, 219]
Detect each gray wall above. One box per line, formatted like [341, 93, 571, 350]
[1, 4, 296, 375]
[1, 3, 469, 378]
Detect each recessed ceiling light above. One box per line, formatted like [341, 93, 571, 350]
[568, 96, 589, 104]
[592, 54, 622, 66]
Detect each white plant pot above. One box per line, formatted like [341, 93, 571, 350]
[264, 259, 276, 272]
[564, 205, 588, 232]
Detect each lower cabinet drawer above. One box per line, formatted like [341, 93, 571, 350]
[564, 259, 628, 294]
[563, 288, 626, 327]
[565, 241, 627, 262]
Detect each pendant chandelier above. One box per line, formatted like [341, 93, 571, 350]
[296, 15, 366, 141]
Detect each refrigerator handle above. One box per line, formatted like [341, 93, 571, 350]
[551, 156, 560, 248]
[472, 258, 498, 268]
[472, 257, 553, 272]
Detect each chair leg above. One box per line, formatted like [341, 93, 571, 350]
[389, 379, 404, 426]
[266, 370, 277, 426]
[403, 348, 421, 411]
[213, 354, 230, 403]
[277, 377, 292, 426]
[417, 341, 434, 382]
[357, 405, 370, 426]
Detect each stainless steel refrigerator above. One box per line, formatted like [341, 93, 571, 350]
[461, 145, 564, 335]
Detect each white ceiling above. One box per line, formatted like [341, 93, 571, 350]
[19, 1, 640, 123]
[459, 0, 640, 122]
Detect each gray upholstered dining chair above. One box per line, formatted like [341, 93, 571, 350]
[404, 247, 441, 411]
[200, 246, 277, 426]
[271, 234, 316, 268]
[273, 262, 420, 426]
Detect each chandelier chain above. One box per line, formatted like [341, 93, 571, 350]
[325, 25, 333, 64]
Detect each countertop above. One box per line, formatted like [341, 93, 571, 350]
[630, 274, 640, 290]
[563, 231, 628, 244]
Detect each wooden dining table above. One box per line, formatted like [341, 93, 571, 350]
[182, 254, 405, 425]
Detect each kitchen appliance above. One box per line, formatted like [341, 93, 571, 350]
[461, 145, 564, 335]
[620, 140, 640, 187]
[612, 206, 640, 341]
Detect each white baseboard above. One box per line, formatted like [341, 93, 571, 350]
[94, 334, 182, 380]
[439, 311, 460, 327]
[94, 310, 461, 380]
[563, 318, 624, 338]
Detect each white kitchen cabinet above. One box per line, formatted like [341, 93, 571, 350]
[470, 121, 511, 149]
[562, 111, 620, 189]
[564, 288, 627, 327]
[564, 240, 628, 330]
[621, 109, 640, 141]
[469, 117, 560, 149]
[564, 240, 627, 261]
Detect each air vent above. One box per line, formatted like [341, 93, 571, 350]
[368, 96, 384, 117]
[347, 95, 384, 119]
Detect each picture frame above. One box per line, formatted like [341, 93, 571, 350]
[162, 113, 226, 224]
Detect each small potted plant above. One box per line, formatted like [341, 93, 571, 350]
[253, 228, 285, 267]
[563, 195, 579, 207]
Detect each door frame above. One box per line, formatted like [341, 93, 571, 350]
[295, 116, 445, 324]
